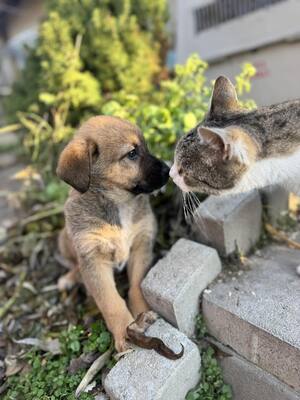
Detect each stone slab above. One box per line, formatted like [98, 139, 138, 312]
[142, 239, 221, 336]
[104, 319, 201, 400]
[193, 190, 262, 256]
[203, 245, 300, 391]
[209, 338, 300, 400]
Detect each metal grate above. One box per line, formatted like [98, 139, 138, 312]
[195, 0, 287, 33]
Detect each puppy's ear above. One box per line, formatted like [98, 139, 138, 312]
[56, 138, 95, 193]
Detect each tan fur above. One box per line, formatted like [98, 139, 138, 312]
[57, 116, 169, 352]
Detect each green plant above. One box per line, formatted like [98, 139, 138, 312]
[195, 314, 207, 340]
[5, 0, 168, 121]
[102, 57, 256, 160]
[3, 321, 112, 400]
[186, 315, 232, 400]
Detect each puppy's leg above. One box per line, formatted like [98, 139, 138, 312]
[57, 228, 81, 290]
[79, 260, 134, 352]
[127, 235, 153, 318]
[57, 267, 81, 291]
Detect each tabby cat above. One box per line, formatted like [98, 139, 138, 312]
[170, 76, 300, 196]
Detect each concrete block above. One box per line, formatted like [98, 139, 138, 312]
[192, 190, 262, 256]
[104, 319, 201, 400]
[0, 132, 19, 149]
[203, 245, 300, 391]
[94, 394, 109, 400]
[0, 154, 18, 170]
[261, 185, 289, 225]
[210, 339, 300, 400]
[142, 239, 221, 336]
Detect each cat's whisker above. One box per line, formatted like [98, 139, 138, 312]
[188, 192, 211, 241]
[181, 192, 188, 222]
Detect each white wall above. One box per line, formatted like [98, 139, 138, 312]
[176, 0, 300, 63]
[205, 41, 300, 106]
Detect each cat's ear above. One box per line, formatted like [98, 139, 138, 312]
[209, 76, 240, 115]
[198, 126, 250, 164]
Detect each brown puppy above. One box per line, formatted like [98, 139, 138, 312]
[56, 116, 169, 352]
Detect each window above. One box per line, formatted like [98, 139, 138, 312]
[195, 0, 286, 32]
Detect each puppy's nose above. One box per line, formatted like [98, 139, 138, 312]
[161, 163, 170, 176]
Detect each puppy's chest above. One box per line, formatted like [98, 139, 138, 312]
[114, 206, 136, 271]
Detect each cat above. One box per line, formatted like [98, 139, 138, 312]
[170, 76, 300, 196]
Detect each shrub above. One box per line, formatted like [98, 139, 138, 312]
[5, 0, 168, 121]
[15, 55, 255, 183]
[4, 0, 256, 185]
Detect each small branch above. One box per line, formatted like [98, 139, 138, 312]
[0, 124, 21, 135]
[265, 223, 300, 250]
[75, 344, 113, 398]
[0, 270, 26, 319]
[20, 205, 64, 227]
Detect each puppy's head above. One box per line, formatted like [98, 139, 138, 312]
[57, 116, 169, 195]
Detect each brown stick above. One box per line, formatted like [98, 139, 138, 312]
[126, 312, 184, 360]
[265, 223, 300, 250]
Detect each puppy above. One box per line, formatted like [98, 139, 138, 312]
[56, 116, 169, 352]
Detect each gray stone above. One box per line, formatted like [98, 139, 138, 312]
[142, 239, 221, 336]
[261, 185, 289, 225]
[192, 190, 262, 256]
[0, 154, 18, 170]
[104, 319, 201, 400]
[0, 132, 19, 149]
[0, 164, 24, 192]
[203, 245, 300, 391]
[0, 227, 7, 245]
[209, 338, 300, 400]
[94, 394, 109, 400]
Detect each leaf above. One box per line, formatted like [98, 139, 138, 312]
[75, 345, 113, 398]
[39, 92, 57, 105]
[183, 112, 197, 130]
[4, 356, 27, 377]
[67, 352, 98, 375]
[14, 338, 62, 355]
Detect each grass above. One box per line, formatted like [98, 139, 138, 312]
[185, 315, 232, 400]
[3, 321, 112, 400]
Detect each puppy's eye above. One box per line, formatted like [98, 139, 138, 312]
[127, 148, 138, 160]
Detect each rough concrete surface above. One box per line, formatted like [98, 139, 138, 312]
[193, 190, 262, 256]
[261, 185, 289, 224]
[203, 245, 300, 391]
[209, 338, 300, 400]
[104, 319, 201, 400]
[142, 238, 221, 336]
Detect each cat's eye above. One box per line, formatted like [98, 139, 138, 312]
[127, 148, 138, 160]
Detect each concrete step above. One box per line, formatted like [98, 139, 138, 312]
[0, 163, 24, 192]
[203, 245, 300, 392]
[209, 338, 300, 400]
[142, 238, 221, 336]
[192, 190, 262, 256]
[104, 319, 201, 400]
[0, 132, 19, 150]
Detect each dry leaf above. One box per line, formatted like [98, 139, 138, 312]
[14, 337, 61, 355]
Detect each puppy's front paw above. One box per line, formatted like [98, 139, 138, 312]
[57, 270, 79, 291]
[115, 337, 131, 353]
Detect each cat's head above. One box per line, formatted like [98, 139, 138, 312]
[170, 76, 258, 195]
